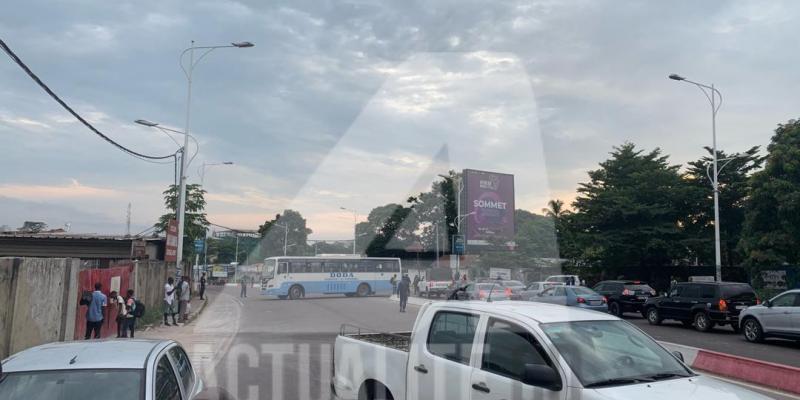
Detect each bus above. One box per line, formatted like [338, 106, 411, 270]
[260, 256, 402, 299]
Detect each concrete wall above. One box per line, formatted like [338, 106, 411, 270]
[0, 257, 79, 359]
[134, 260, 169, 317]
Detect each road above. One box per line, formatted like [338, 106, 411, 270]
[621, 312, 800, 368]
[146, 287, 799, 400]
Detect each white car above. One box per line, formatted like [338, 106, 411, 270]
[0, 339, 204, 400]
[333, 300, 771, 400]
[740, 289, 800, 343]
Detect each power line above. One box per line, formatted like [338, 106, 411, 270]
[0, 37, 175, 160]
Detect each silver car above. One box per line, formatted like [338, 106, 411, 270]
[739, 289, 800, 343]
[0, 339, 204, 400]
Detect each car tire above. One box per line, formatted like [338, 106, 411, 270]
[609, 302, 622, 317]
[356, 283, 371, 297]
[742, 318, 764, 343]
[646, 307, 663, 325]
[288, 285, 304, 300]
[694, 312, 714, 332]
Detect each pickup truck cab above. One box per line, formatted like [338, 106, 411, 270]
[332, 301, 770, 400]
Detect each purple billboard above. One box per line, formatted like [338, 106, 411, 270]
[463, 169, 515, 247]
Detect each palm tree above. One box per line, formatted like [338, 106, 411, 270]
[542, 199, 566, 219]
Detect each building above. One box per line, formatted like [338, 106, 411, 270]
[213, 230, 260, 239]
[0, 233, 166, 268]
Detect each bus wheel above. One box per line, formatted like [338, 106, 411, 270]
[289, 285, 304, 300]
[356, 283, 371, 297]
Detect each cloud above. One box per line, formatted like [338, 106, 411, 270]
[0, 179, 122, 200]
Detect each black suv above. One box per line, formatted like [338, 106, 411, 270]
[593, 280, 656, 317]
[642, 282, 758, 332]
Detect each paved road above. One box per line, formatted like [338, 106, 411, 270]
[146, 287, 798, 400]
[620, 312, 800, 368]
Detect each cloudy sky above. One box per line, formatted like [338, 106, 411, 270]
[1, 0, 798, 239]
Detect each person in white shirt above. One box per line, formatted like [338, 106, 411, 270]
[179, 276, 191, 322]
[163, 277, 177, 326]
[112, 290, 126, 337]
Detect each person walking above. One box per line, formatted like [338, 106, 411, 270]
[123, 289, 136, 338]
[111, 290, 127, 338]
[390, 274, 397, 296]
[84, 282, 107, 339]
[199, 272, 207, 300]
[240, 277, 247, 298]
[163, 277, 178, 326]
[179, 276, 191, 323]
[398, 274, 411, 312]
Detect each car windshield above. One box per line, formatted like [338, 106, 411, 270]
[502, 280, 524, 287]
[624, 284, 654, 294]
[0, 369, 142, 400]
[542, 321, 692, 388]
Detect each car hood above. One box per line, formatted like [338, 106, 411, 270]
[583, 375, 771, 400]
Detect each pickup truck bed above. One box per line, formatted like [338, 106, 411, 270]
[343, 332, 411, 352]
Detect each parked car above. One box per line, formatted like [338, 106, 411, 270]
[332, 299, 773, 400]
[457, 282, 511, 301]
[739, 289, 800, 343]
[0, 339, 204, 400]
[593, 280, 656, 317]
[643, 282, 758, 332]
[519, 281, 564, 299]
[545, 274, 582, 285]
[529, 286, 608, 312]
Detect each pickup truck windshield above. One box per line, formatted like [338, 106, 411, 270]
[0, 369, 143, 400]
[541, 321, 691, 388]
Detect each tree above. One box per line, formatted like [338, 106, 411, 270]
[257, 210, 312, 257]
[474, 209, 559, 270]
[682, 146, 764, 266]
[18, 221, 47, 233]
[572, 143, 688, 272]
[155, 184, 209, 260]
[206, 235, 260, 264]
[361, 204, 417, 257]
[407, 171, 459, 253]
[740, 119, 800, 268]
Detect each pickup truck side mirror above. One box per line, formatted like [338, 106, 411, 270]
[672, 351, 684, 362]
[763, 299, 772, 308]
[523, 364, 562, 391]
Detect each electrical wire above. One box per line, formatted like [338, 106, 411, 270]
[0, 37, 175, 160]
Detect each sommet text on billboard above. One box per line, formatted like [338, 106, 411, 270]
[463, 169, 515, 249]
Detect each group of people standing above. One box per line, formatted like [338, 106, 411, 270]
[163, 276, 192, 326]
[82, 282, 140, 340]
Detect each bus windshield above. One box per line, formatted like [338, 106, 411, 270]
[263, 259, 276, 279]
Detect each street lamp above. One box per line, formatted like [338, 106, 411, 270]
[340, 207, 359, 255]
[198, 161, 234, 186]
[173, 40, 253, 272]
[134, 119, 200, 187]
[274, 223, 289, 256]
[669, 73, 724, 282]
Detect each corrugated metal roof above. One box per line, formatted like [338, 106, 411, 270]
[0, 233, 163, 241]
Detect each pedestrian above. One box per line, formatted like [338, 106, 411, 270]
[240, 277, 247, 298]
[390, 274, 397, 296]
[123, 289, 136, 338]
[179, 276, 191, 322]
[111, 290, 127, 338]
[199, 272, 207, 300]
[163, 277, 178, 326]
[398, 274, 410, 312]
[461, 273, 468, 283]
[412, 275, 420, 296]
[84, 282, 107, 339]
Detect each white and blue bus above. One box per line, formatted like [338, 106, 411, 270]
[260, 256, 402, 299]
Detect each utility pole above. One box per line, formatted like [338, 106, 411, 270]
[126, 203, 131, 237]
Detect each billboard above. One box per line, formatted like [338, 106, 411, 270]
[165, 219, 178, 262]
[463, 169, 515, 247]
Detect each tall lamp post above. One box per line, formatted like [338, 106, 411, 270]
[340, 207, 359, 255]
[669, 73, 724, 282]
[199, 161, 234, 185]
[453, 211, 476, 273]
[174, 40, 253, 273]
[274, 223, 289, 256]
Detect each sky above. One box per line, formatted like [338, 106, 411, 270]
[1, 0, 799, 240]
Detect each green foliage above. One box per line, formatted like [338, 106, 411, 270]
[155, 184, 209, 261]
[682, 146, 764, 266]
[740, 119, 800, 269]
[474, 210, 559, 269]
[256, 210, 313, 258]
[363, 204, 416, 256]
[571, 143, 687, 270]
[407, 170, 460, 252]
[206, 235, 260, 264]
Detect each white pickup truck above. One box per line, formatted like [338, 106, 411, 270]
[332, 301, 770, 400]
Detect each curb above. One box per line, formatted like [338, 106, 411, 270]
[660, 341, 800, 395]
[186, 297, 208, 324]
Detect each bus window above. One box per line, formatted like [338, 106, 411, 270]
[290, 261, 308, 274]
[278, 262, 289, 275]
[308, 261, 323, 273]
[323, 262, 340, 273]
[389, 260, 400, 273]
